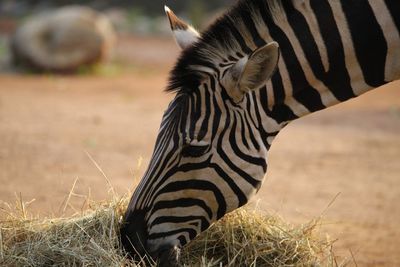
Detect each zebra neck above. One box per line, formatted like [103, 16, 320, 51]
[254, 0, 400, 126]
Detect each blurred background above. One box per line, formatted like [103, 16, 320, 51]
[0, 0, 230, 36]
[0, 0, 230, 72]
[0, 1, 399, 266]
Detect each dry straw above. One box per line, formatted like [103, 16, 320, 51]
[0, 193, 338, 267]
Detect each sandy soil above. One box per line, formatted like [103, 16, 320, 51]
[0, 36, 399, 266]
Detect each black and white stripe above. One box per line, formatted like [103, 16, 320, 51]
[121, 1, 400, 265]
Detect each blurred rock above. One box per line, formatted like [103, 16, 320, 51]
[11, 6, 116, 72]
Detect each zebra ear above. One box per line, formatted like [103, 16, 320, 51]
[165, 6, 200, 49]
[224, 42, 280, 103]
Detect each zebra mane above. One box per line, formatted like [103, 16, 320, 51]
[166, 0, 286, 94]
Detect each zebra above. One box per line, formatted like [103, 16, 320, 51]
[120, 0, 400, 265]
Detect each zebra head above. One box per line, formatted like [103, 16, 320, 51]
[121, 6, 280, 266]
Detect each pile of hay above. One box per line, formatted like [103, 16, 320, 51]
[0, 197, 336, 267]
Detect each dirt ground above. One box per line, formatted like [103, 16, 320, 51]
[0, 36, 399, 266]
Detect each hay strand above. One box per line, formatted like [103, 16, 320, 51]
[0, 227, 3, 261]
[60, 177, 79, 216]
[85, 150, 116, 196]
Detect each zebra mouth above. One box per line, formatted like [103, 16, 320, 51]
[120, 209, 148, 261]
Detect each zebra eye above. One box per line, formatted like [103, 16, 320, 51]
[181, 143, 209, 158]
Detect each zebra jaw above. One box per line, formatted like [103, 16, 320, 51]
[164, 5, 200, 49]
